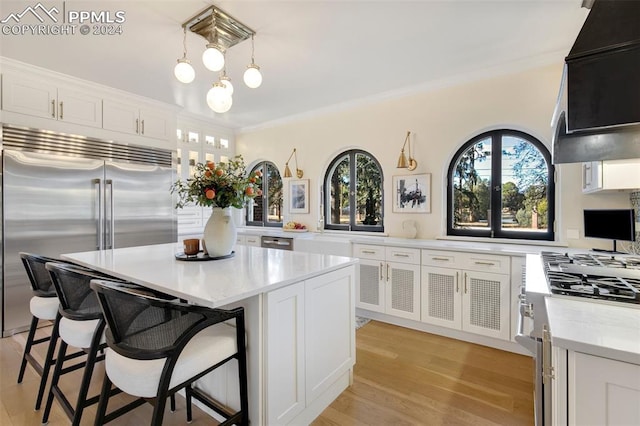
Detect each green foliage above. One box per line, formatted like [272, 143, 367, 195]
[502, 181, 525, 215]
[171, 155, 261, 209]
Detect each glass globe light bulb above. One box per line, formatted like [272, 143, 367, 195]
[202, 44, 225, 72]
[243, 64, 262, 89]
[207, 83, 233, 113]
[174, 59, 195, 84]
[220, 76, 234, 95]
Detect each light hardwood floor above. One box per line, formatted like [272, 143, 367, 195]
[313, 321, 534, 426]
[0, 320, 533, 425]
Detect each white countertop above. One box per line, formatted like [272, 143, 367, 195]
[237, 227, 564, 257]
[62, 243, 357, 308]
[546, 297, 640, 365]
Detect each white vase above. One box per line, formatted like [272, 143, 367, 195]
[203, 207, 236, 257]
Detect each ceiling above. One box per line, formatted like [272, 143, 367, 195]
[0, 1, 590, 130]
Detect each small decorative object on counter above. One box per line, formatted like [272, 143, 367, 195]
[171, 155, 262, 256]
[402, 220, 418, 239]
[283, 221, 308, 232]
[183, 238, 200, 256]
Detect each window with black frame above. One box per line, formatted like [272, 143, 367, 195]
[246, 161, 284, 227]
[447, 129, 555, 241]
[323, 149, 384, 232]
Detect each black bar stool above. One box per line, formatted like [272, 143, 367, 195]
[90, 279, 249, 426]
[17, 253, 84, 410]
[40, 262, 126, 426]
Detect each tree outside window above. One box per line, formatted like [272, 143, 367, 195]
[324, 150, 384, 232]
[246, 161, 283, 227]
[448, 130, 555, 240]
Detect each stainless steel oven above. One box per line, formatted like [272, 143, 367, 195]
[515, 254, 552, 426]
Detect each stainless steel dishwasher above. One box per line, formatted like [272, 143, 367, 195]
[260, 236, 294, 251]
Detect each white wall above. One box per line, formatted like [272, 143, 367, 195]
[236, 62, 632, 249]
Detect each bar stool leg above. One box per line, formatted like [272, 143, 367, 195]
[34, 313, 61, 410]
[71, 324, 105, 426]
[17, 316, 40, 384]
[42, 339, 68, 425]
[185, 385, 193, 423]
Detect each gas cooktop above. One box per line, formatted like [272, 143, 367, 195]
[541, 251, 640, 305]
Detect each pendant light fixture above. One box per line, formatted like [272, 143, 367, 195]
[175, 4, 262, 113]
[174, 27, 195, 84]
[207, 82, 233, 113]
[243, 35, 263, 89]
[220, 69, 234, 95]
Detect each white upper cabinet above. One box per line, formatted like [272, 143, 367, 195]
[582, 159, 640, 193]
[2, 72, 102, 128]
[1, 58, 177, 149]
[103, 99, 170, 141]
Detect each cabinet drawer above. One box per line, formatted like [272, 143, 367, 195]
[353, 244, 385, 261]
[244, 235, 261, 247]
[385, 246, 420, 264]
[462, 253, 510, 274]
[421, 249, 462, 268]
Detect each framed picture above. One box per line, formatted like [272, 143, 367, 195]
[289, 179, 309, 213]
[392, 174, 431, 213]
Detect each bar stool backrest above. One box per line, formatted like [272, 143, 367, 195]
[45, 263, 113, 321]
[91, 279, 240, 360]
[20, 253, 66, 297]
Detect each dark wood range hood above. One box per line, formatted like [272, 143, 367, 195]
[552, 0, 640, 164]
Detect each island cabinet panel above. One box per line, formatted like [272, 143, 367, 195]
[305, 267, 355, 403]
[265, 283, 306, 425]
[569, 351, 640, 425]
[265, 266, 355, 425]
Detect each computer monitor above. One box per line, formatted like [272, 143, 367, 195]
[583, 209, 636, 253]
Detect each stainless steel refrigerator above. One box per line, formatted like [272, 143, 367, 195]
[1, 125, 177, 336]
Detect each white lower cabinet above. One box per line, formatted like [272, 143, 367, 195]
[421, 250, 511, 341]
[568, 351, 640, 425]
[353, 244, 420, 321]
[265, 266, 355, 425]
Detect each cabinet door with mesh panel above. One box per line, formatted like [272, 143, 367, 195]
[461, 270, 510, 340]
[385, 262, 420, 320]
[421, 266, 462, 329]
[356, 259, 385, 313]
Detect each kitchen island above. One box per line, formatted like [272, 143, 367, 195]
[62, 242, 358, 426]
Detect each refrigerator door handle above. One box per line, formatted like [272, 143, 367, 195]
[93, 178, 103, 250]
[106, 179, 114, 249]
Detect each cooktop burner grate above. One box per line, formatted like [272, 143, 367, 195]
[542, 251, 640, 304]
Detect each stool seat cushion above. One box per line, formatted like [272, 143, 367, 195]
[59, 317, 105, 349]
[105, 322, 237, 398]
[30, 296, 59, 321]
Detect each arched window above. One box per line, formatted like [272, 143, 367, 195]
[323, 149, 384, 232]
[447, 129, 555, 240]
[246, 161, 283, 227]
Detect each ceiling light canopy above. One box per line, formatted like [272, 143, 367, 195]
[174, 4, 262, 114]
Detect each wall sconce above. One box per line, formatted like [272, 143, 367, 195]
[284, 148, 303, 178]
[397, 131, 417, 171]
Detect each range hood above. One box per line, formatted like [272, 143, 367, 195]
[552, 0, 640, 164]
